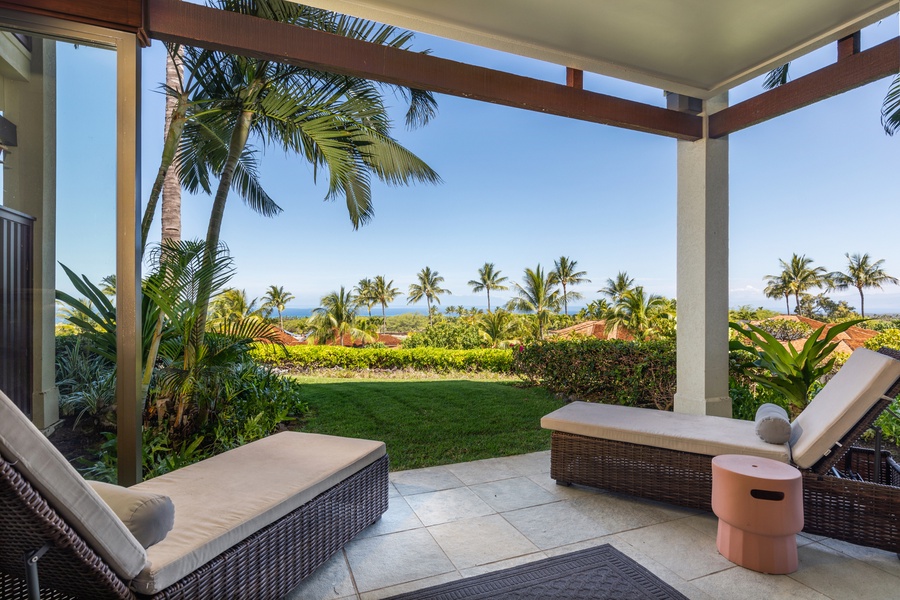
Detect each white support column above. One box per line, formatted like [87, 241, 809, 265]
[673, 93, 731, 417]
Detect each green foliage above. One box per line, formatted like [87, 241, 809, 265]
[755, 318, 813, 341]
[384, 312, 430, 333]
[729, 305, 779, 321]
[251, 344, 513, 373]
[281, 316, 310, 333]
[512, 339, 677, 410]
[873, 399, 900, 445]
[869, 319, 900, 332]
[402, 321, 486, 350]
[729, 319, 866, 414]
[864, 329, 900, 352]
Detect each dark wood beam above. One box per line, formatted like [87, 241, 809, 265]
[566, 67, 584, 90]
[0, 0, 145, 41]
[145, 0, 702, 140]
[710, 36, 899, 138]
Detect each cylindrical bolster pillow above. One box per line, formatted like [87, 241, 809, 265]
[88, 480, 175, 548]
[755, 403, 791, 444]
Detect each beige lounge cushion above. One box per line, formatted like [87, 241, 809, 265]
[541, 401, 790, 462]
[130, 431, 385, 595]
[755, 403, 791, 444]
[88, 481, 175, 548]
[790, 348, 900, 469]
[0, 390, 148, 579]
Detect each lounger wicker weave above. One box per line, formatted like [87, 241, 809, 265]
[0, 388, 389, 600]
[542, 347, 900, 553]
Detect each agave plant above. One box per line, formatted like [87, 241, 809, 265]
[729, 318, 867, 415]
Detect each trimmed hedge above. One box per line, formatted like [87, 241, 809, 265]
[512, 339, 676, 410]
[250, 343, 513, 373]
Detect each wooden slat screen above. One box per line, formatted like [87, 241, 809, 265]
[0, 205, 34, 417]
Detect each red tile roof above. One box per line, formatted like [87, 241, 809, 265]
[549, 320, 634, 341]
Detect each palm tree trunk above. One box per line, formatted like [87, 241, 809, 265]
[562, 283, 568, 316]
[381, 303, 387, 333]
[141, 96, 187, 252]
[426, 297, 433, 325]
[161, 47, 184, 247]
[486, 289, 491, 313]
[194, 109, 253, 339]
[858, 286, 865, 318]
[784, 294, 789, 315]
[794, 292, 800, 314]
[278, 309, 284, 330]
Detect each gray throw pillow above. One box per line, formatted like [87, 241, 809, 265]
[88, 480, 175, 548]
[755, 403, 791, 444]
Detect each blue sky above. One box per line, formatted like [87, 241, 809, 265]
[55, 14, 899, 314]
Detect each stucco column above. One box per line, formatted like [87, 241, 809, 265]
[672, 93, 731, 417]
[2, 38, 59, 431]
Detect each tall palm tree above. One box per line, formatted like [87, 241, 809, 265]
[161, 45, 184, 245]
[507, 264, 560, 339]
[477, 309, 516, 348]
[353, 278, 376, 317]
[763, 272, 792, 315]
[371, 275, 401, 332]
[262, 284, 295, 329]
[408, 267, 450, 325]
[310, 287, 370, 346]
[599, 271, 635, 304]
[551, 256, 590, 316]
[773, 254, 829, 313]
[606, 286, 667, 340]
[828, 253, 898, 318]
[468, 262, 508, 312]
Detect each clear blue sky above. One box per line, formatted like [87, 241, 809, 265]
[55, 14, 899, 313]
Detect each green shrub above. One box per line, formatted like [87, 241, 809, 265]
[250, 343, 513, 373]
[864, 328, 900, 352]
[512, 339, 676, 410]
[755, 318, 813, 341]
[402, 321, 486, 349]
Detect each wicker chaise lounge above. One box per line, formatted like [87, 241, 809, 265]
[0, 388, 389, 600]
[541, 347, 900, 553]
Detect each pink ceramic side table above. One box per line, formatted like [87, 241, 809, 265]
[711, 454, 804, 574]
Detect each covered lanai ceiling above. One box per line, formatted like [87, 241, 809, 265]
[292, 0, 898, 98]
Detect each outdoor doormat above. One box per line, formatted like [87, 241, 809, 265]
[384, 544, 688, 600]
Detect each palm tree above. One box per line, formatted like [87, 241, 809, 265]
[507, 264, 560, 339]
[468, 262, 508, 312]
[161, 45, 184, 245]
[763, 272, 792, 315]
[828, 253, 898, 318]
[408, 267, 450, 325]
[353, 278, 376, 317]
[477, 309, 516, 348]
[606, 286, 667, 340]
[773, 254, 829, 313]
[262, 284, 295, 329]
[310, 287, 371, 346]
[551, 256, 590, 316]
[599, 271, 635, 304]
[210, 288, 264, 326]
[371, 275, 401, 332]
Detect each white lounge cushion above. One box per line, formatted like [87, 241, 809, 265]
[129, 431, 385, 595]
[755, 403, 791, 444]
[88, 481, 175, 548]
[790, 348, 900, 468]
[541, 401, 791, 463]
[0, 390, 148, 579]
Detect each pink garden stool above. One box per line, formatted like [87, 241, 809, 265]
[711, 454, 804, 574]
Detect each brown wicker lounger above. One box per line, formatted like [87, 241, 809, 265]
[0, 387, 389, 600]
[543, 348, 900, 554]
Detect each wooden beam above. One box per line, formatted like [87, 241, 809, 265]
[145, 0, 701, 140]
[837, 32, 861, 60]
[0, 0, 145, 38]
[709, 37, 899, 138]
[566, 67, 584, 90]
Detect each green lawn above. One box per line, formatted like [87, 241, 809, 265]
[290, 376, 565, 471]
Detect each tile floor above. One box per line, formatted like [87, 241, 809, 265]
[286, 451, 900, 600]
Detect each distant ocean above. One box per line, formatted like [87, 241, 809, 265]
[281, 307, 430, 318]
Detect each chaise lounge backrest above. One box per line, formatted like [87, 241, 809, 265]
[789, 348, 900, 469]
[0, 389, 147, 580]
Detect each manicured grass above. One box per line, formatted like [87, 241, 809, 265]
[291, 377, 565, 471]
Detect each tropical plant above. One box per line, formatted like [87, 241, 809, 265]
[884, 74, 900, 135]
[210, 288, 265, 326]
[507, 264, 560, 339]
[729, 318, 867, 415]
[769, 254, 829, 313]
[261, 284, 295, 328]
[606, 286, 668, 340]
[468, 262, 508, 313]
[310, 287, 372, 346]
[828, 253, 898, 318]
[477, 309, 517, 348]
[763, 272, 792, 315]
[408, 267, 450, 325]
[577, 298, 612, 321]
[402, 321, 485, 350]
[551, 256, 590, 317]
[371, 275, 401, 332]
[353, 278, 376, 316]
[754, 318, 814, 341]
[599, 271, 635, 304]
[864, 329, 900, 352]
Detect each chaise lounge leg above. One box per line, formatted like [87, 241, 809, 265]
[24, 544, 50, 600]
[555, 480, 572, 487]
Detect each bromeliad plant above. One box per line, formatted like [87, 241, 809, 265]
[729, 318, 867, 416]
